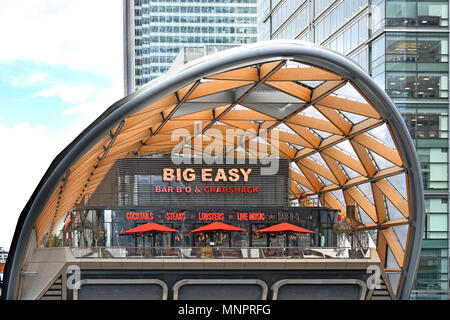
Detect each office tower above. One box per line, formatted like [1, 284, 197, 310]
[124, 0, 258, 94]
[258, 0, 449, 300]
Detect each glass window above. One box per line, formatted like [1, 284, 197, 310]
[386, 72, 448, 99]
[386, 0, 448, 28]
[401, 105, 449, 139]
[371, 34, 385, 70]
[418, 147, 449, 190]
[371, 0, 385, 33]
[426, 196, 449, 213]
[427, 214, 448, 232]
[418, 1, 449, 27]
[386, 33, 449, 68]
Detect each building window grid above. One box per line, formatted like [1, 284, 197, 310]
[271, 0, 369, 53]
[271, 0, 308, 34]
[314, 0, 369, 45]
[322, 13, 369, 56]
[135, 15, 258, 24]
[384, 33, 449, 100]
[273, 3, 310, 40]
[132, 1, 258, 90]
[385, 0, 449, 29]
[135, 0, 258, 5]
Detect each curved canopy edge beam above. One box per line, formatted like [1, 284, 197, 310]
[2, 40, 423, 301]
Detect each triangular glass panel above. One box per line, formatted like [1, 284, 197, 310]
[386, 174, 408, 201]
[285, 60, 309, 68]
[368, 230, 377, 247]
[297, 80, 324, 88]
[386, 248, 400, 269]
[330, 190, 345, 208]
[301, 106, 329, 121]
[290, 161, 301, 172]
[339, 110, 368, 125]
[357, 206, 375, 224]
[313, 173, 325, 185]
[386, 272, 401, 296]
[311, 129, 333, 139]
[309, 152, 328, 167]
[356, 183, 374, 205]
[368, 150, 395, 170]
[335, 140, 359, 159]
[232, 104, 248, 110]
[333, 82, 367, 103]
[294, 181, 308, 193]
[393, 225, 408, 250]
[367, 124, 397, 151]
[385, 195, 406, 221]
[318, 175, 334, 187]
[288, 143, 304, 151]
[354, 205, 364, 223]
[246, 84, 305, 104]
[340, 163, 361, 179]
[276, 123, 297, 134]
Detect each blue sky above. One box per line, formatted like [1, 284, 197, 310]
[0, 61, 117, 134]
[0, 0, 123, 250]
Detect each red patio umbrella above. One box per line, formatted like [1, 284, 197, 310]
[120, 222, 179, 235]
[64, 214, 72, 230]
[189, 222, 245, 247]
[253, 222, 315, 247]
[189, 222, 245, 233]
[253, 222, 315, 234]
[120, 222, 179, 248]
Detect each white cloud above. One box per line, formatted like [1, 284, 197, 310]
[12, 72, 50, 87]
[0, 0, 124, 79]
[0, 122, 72, 250]
[62, 85, 122, 115]
[35, 85, 96, 104]
[0, 94, 124, 251]
[0, 0, 126, 250]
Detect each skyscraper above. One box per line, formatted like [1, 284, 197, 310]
[124, 0, 258, 94]
[258, 0, 449, 300]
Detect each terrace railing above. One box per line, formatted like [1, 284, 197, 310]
[70, 246, 371, 260]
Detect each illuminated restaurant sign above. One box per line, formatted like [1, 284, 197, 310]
[124, 208, 335, 223]
[155, 186, 260, 194]
[126, 211, 264, 221]
[162, 168, 253, 182]
[87, 157, 290, 207]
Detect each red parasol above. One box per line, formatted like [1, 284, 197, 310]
[64, 214, 72, 230]
[253, 222, 315, 234]
[189, 221, 245, 233]
[120, 222, 179, 235]
[189, 222, 245, 247]
[253, 222, 314, 248]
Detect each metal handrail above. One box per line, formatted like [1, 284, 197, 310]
[69, 246, 371, 260]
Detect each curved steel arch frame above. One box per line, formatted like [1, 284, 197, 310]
[2, 40, 424, 300]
